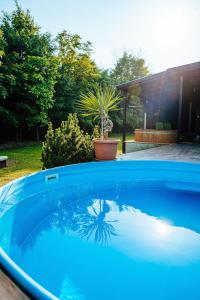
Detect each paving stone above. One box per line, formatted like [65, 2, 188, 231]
[118, 144, 200, 163]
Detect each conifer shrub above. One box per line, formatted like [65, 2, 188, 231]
[41, 113, 100, 169]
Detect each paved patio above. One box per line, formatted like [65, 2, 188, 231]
[119, 144, 200, 163]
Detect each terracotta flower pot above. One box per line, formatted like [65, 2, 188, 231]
[93, 138, 119, 161]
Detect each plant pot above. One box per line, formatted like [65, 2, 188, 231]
[93, 138, 120, 161]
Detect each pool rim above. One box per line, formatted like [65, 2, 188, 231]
[1, 159, 200, 300]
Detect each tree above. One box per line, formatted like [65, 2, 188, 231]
[77, 86, 121, 138]
[0, 2, 58, 141]
[50, 30, 101, 126]
[110, 50, 149, 85]
[0, 29, 5, 65]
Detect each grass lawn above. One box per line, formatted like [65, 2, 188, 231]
[0, 143, 42, 187]
[111, 133, 133, 153]
[0, 133, 133, 187]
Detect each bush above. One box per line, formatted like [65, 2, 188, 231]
[155, 122, 164, 130]
[155, 122, 172, 130]
[41, 113, 99, 169]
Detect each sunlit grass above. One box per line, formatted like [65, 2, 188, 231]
[0, 143, 42, 187]
[0, 133, 134, 187]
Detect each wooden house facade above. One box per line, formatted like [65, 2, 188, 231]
[117, 61, 200, 152]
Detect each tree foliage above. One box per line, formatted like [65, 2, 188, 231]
[51, 30, 101, 125]
[0, 2, 58, 141]
[0, 2, 150, 143]
[110, 51, 149, 85]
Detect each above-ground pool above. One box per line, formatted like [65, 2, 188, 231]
[1, 160, 200, 300]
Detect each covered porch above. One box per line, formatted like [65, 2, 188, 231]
[117, 61, 200, 153]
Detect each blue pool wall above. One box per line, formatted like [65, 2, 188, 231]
[1, 160, 200, 300]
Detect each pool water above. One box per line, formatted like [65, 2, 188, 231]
[0, 161, 200, 300]
[0, 161, 200, 299]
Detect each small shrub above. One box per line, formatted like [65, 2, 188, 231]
[41, 113, 96, 169]
[164, 123, 172, 130]
[155, 122, 172, 130]
[92, 125, 101, 139]
[155, 122, 164, 130]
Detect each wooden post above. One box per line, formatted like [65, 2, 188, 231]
[144, 112, 147, 129]
[178, 76, 183, 139]
[188, 102, 192, 132]
[122, 95, 128, 154]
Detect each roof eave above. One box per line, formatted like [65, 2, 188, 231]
[116, 61, 200, 91]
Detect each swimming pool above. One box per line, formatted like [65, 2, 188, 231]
[0, 160, 200, 300]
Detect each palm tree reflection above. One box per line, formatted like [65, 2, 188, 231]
[10, 196, 119, 252]
[78, 200, 118, 244]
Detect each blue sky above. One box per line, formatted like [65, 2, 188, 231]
[0, 0, 199, 73]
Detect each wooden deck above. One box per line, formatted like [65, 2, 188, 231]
[0, 269, 30, 300]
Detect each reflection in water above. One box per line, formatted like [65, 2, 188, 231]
[1, 183, 200, 300]
[156, 220, 171, 234]
[51, 198, 118, 245]
[3, 194, 118, 253]
[59, 275, 87, 300]
[0, 182, 14, 217]
[78, 200, 118, 244]
[1, 184, 200, 254]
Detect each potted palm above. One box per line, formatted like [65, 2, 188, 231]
[77, 86, 122, 160]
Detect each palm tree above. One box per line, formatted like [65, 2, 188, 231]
[77, 85, 121, 139]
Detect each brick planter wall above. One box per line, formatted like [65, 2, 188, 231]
[134, 129, 178, 144]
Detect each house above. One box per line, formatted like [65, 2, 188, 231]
[117, 61, 200, 153]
